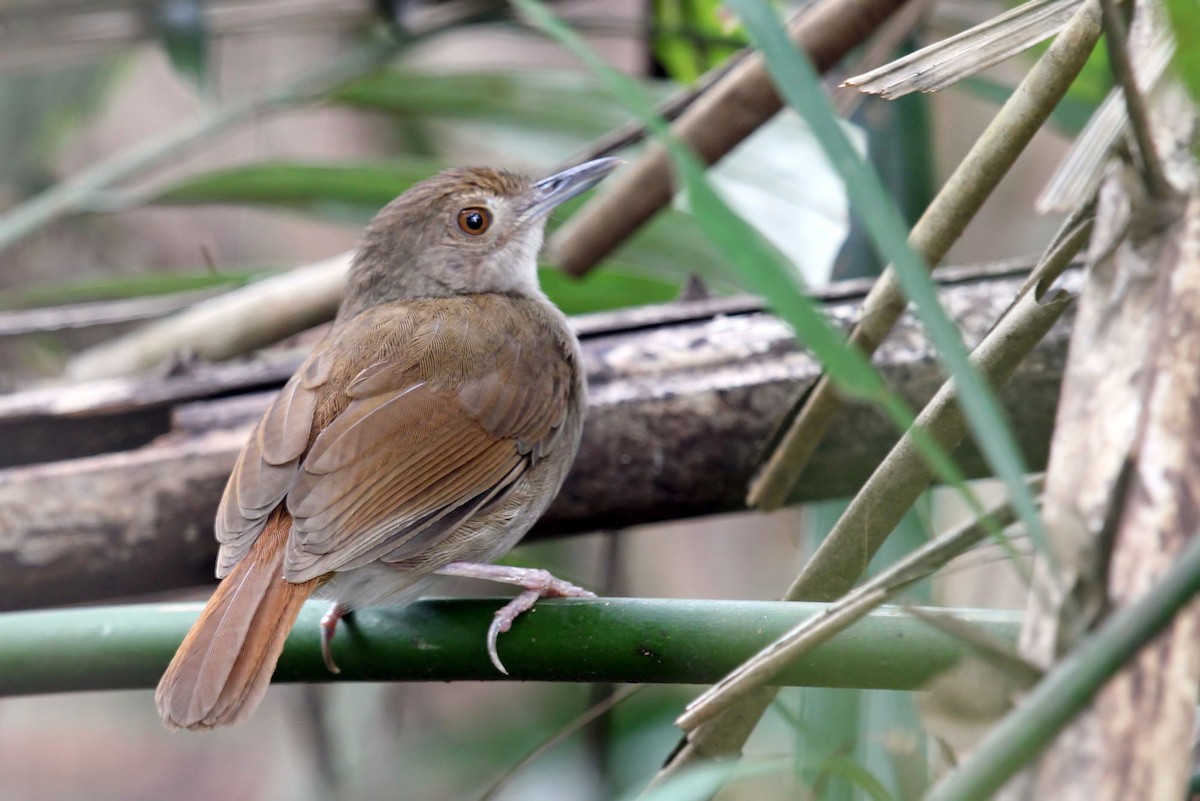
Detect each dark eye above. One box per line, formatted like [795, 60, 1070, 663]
[457, 207, 492, 235]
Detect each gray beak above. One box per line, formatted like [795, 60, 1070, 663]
[526, 157, 622, 219]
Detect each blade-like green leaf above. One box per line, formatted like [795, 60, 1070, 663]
[815, 753, 896, 801]
[140, 158, 443, 222]
[334, 69, 663, 136]
[607, 207, 741, 291]
[137, 157, 727, 307]
[729, 0, 1047, 552]
[0, 266, 674, 328]
[626, 762, 779, 801]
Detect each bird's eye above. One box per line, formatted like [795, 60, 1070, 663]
[456, 207, 492, 236]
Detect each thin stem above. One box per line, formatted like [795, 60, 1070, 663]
[479, 685, 641, 801]
[1098, 0, 1175, 202]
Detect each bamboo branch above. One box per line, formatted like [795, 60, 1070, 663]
[780, 223, 1076, 604]
[0, 598, 1019, 695]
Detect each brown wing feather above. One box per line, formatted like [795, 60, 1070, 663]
[283, 295, 575, 582]
[214, 351, 329, 577]
[284, 381, 525, 580]
[212, 295, 576, 584]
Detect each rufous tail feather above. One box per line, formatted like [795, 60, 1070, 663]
[156, 510, 318, 730]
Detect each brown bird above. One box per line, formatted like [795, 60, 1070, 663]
[155, 157, 619, 731]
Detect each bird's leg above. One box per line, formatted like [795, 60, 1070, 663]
[434, 563, 596, 674]
[320, 602, 351, 675]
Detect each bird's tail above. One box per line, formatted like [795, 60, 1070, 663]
[156, 510, 319, 730]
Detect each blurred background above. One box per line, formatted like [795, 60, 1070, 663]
[0, 1, 1089, 798]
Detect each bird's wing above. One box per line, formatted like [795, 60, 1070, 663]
[278, 297, 577, 582]
[215, 297, 576, 582]
[283, 298, 575, 581]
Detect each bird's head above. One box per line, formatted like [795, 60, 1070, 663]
[340, 157, 620, 319]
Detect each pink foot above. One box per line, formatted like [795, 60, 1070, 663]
[435, 563, 596, 674]
[320, 602, 350, 674]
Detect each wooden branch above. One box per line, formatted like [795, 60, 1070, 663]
[0, 262, 1074, 610]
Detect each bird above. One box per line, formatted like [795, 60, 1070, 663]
[155, 157, 620, 731]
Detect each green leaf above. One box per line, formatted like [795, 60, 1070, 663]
[1165, 0, 1200, 105]
[728, 0, 1048, 552]
[141, 159, 443, 222]
[608, 207, 741, 291]
[135, 156, 723, 312]
[625, 763, 741, 801]
[155, 0, 209, 90]
[514, 0, 876, 399]
[334, 69, 663, 136]
[815, 754, 897, 801]
[0, 61, 121, 190]
[537, 267, 680, 315]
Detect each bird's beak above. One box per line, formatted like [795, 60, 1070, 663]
[525, 157, 622, 219]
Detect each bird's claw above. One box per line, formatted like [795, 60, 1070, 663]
[320, 603, 348, 674]
[485, 575, 597, 674]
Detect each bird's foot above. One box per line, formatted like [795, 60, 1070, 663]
[435, 563, 596, 674]
[320, 602, 351, 674]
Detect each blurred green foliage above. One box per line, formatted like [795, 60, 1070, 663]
[651, 0, 745, 82]
[1165, 0, 1200, 107]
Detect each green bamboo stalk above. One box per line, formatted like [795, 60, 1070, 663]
[0, 598, 1018, 696]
